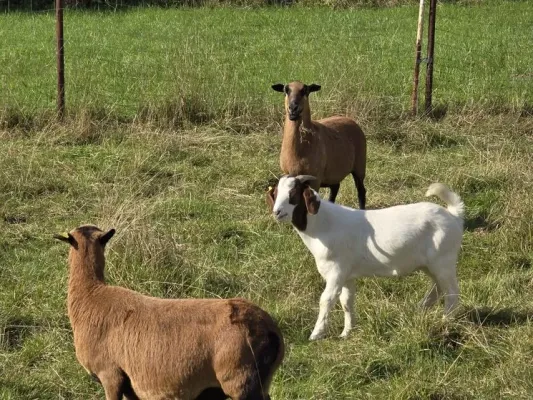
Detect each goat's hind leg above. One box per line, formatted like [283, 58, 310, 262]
[419, 283, 440, 309]
[441, 274, 460, 315]
[339, 280, 356, 338]
[428, 261, 460, 315]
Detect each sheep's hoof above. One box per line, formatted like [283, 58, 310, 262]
[309, 331, 326, 341]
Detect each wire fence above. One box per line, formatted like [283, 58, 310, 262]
[1, 1, 532, 126]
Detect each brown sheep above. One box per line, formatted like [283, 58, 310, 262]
[271, 81, 367, 209]
[54, 225, 284, 400]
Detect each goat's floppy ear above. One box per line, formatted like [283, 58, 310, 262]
[99, 229, 116, 246]
[295, 175, 317, 185]
[308, 84, 321, 93]
[271, 84, 285, 93]
[266, 186, 276, 211]
[303, 188, 320, 215]
[53, 233, 78, 248]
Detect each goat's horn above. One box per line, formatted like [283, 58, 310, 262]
[295, 175, 317, 183]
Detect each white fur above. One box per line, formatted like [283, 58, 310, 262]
[272, 177, 464, 340]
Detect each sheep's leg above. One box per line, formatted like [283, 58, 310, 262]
[235, 389, 269, 400]
[309, 278, 343, 341]
[220, 373, 266, 400]
[351, 172, 366, 210]
[195, 387, 227, 400]
[99, 370, 124, 400]
[328, 183, 340, 203]
[339, 280, 356, 338]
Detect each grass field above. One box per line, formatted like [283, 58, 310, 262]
[1, 1, 532, 123]
[1, 1, 533, 399]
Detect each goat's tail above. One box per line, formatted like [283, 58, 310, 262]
[425, 183, 465, 219]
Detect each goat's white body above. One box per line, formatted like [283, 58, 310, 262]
[272, 178, 464, 340]
[301, 201, 462, 280]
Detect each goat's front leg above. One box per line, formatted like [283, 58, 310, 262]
[339, 280, 356, 338]
[309, 278, 343, 341]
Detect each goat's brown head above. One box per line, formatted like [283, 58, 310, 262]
[271, 81, 321, 121]
[54, 225, 115, 251]
[267, 175, 321, 231]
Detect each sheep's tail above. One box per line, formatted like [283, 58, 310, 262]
[425, 183, 465, 219]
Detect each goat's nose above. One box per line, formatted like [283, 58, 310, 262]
[273, 209, 281, 216]
[289, 103, 298, 112]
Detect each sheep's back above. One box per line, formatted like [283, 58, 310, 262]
[315, 116, 366, 183]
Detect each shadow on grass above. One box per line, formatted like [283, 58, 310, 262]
[0, 316, 38, 351]
[410, 390, 470, 400]
[422, 324, 465, 356]
[425, 104, 448, 121]
[3, 214, 27, 224]
[464, 213, 500, 232]
[362, 359, 401, 384]
[464, 306, 533, 327]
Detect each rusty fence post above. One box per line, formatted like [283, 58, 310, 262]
[56, 0, 65, 119]
[411, 0, 425, 116]
[424, 0, 437, 114]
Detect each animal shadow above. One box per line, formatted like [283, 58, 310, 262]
[464, 306, 533, 327]
[464, 213, 499, 232]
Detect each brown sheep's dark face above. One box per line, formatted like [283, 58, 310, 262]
[271, 81, 321, 121]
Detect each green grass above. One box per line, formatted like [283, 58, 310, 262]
[1, 2, 533, 399]
[1, 1, 532, 125]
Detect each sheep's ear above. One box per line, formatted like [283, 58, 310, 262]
[266, 186, 276, 211]
[308, 84, 321, 93]
[53, 233, 78, 248]
[303, 188, 320, 215]
[99, 229, 116, 246]
[271, 84, 285, 93]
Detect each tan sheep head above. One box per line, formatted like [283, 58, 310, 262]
[54, 225, 115, 250]
[271, 81, 321, 121]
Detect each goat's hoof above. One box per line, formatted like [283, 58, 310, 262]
[309, 332, 326, 341]
[339, 331, 351, 339]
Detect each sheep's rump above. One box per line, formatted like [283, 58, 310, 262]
[75, 293, 282, 398]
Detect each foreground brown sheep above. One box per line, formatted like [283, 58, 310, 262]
[55, 225, 284, 400]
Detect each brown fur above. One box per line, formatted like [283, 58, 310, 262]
[56, 225, 284, 400]
[272, 81, 367, 209]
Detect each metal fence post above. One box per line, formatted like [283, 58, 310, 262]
[424, 0, 437, 114]
[56, 0, 65, 119]
[411, 0, 425, 115]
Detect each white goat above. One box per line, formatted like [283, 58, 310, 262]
[267, 175, 464, 340]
